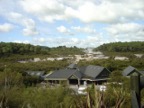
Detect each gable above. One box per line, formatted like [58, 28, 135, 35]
[96, 68, 110, 78]
[122, 66, 139, 76]
[69, 75, 78, 79]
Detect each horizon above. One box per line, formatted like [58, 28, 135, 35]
[1, 41, 144, 49]
[0, 0, 144, 48]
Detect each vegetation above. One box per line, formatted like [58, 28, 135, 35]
[0, 71, 131, 108]
[94, 41, 144, 53]
[1, 57, 143, 108]
[0, 42, 84, 57]
[0, 87, 79, 108]
[87, 84, 131, 108]
[78, 57, 144, 71]
[0, 60, 69, 72]
[0, 41, 144, 107]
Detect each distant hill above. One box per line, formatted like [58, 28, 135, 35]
[0, 42, 84, 57]
[94, 41, 144, 52]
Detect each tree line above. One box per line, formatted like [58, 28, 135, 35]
[94, 41, 144, 52]
[0, 42, 84, 57]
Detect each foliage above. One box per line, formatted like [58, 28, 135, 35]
[49, 46, 84, 56]
[0, 86, 87, 108]
[86, 84, 131, 108]
[23, 76, 39, 87]
[0, 63, 139, 108]
[0, 69, 23, 89]
[109, 71, 125, 83]
[0, 42, 84, 57]
[0, 59, 69, 73]
[1, 41, 144, 107]
[94, 41, 144, 53]
[106, 71, 131, 107]
[78, 57, 144, 72]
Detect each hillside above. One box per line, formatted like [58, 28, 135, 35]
[0, 42, 84, 57]
[94, 41, 144, 52]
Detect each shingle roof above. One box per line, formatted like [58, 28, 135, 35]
[122, 66, 137, 76]
[82, 65, 104, 78]
[47, 69, 78, 79]
[73, 70, 83, 79]
[139, 71, 144, 75]
[46, 64, 109, 80]
[67, 64, 78, 69]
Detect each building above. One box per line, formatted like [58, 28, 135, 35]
[45, 64, 111, 86]
[122, 66, 143, 76]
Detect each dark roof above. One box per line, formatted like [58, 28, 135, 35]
[138, 71, 144, 75]
[47, 69, 79, 79]
[73, 70, 83, 79]
[82, 65, 104, 78]
[122, 66, 141, 76]
[46, 64, 110, 80]
[67, 64, 78, 69]
[25, 71, 45, 76]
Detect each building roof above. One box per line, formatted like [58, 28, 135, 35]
[46, 69, 79, 79]
[82, 65, 104, 78]
[67, 63, 78, 69]
[135, 70, 144, 75]
[46, 64, 110, 81]
[122, 66, 140, 76]
[73, 70, 83, 79]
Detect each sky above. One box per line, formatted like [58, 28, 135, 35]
[0, 0, 144, 48]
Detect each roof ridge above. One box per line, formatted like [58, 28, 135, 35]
[67, 69, 82, 79]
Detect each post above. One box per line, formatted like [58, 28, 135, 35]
[67, 80, 69, 86]
[78, 79, 80, 87]
[130, 72, 140, 108]
[4, 65, 7, 90]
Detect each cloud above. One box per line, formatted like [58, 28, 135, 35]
[106, 23, 143, 34]
[57, 26, 70, 33]
[0, 0, 144, 48]
[32, 35, 103, 48]
[33, 37, 47, 45]
[71, 26, 96, 34]
[22, 19, 39, 36]
[57, 25, 74, 35]
[105, 23, 144, 41]
[66, 1, 144, 23]
[1, 0, 144, 24]
[19, 0, 144, 23]
[0, 23, 14, 32]
[23, 28, 39, 36]
[13, 40, 30, 44]
[57, 25, 97, 35]
[19, 0, 65, 23]
[8, 12, 39, 36]
[8, 12, 23, 22]
[20, 0, 65, 15]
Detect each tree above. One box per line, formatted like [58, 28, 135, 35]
[0, 68, 23, 89]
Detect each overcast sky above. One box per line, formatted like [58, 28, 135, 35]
[0, 0, 144, 48]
